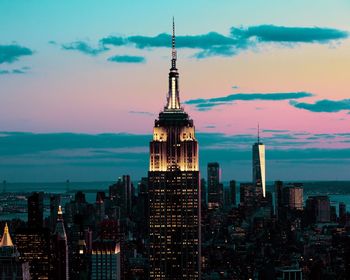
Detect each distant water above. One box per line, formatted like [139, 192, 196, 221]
[2, 181, 114, 195]
[234, 181, 350, 214]
[1, 181, 349, 221]
[0, 181, 114, 221]
[3, 180, 350, 194]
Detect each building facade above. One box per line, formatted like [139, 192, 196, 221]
[53, 205, 69, 280]
[91, 241, 120, 280]
[283, 184, 303, 210]
[0, 224, 30, 280]
[148, 20, 201, 280]
[252, 133, 266, 197]
[207, 162, 223, 209]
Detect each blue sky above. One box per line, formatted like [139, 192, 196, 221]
[1, 0, 350, 182]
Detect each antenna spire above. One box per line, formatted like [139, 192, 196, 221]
[166, 17, 181, 110]
[171, 17, 177, 69]
[258, 123, 260, 143]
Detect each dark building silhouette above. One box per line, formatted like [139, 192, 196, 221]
[275, 180, 284, 219]
[135, 177, 149, 237]
[223, 187, 231, 209]
[95, 191, 106, 224]
[306, 195, 331, 223]
[240, 183, 261, 208]
[148, 19, 201, 279]
[229, 180, 236, 206]
[339, 202, 346, 225]
[64, 192, 95, 279]
[207, 162, 223, 210]
[28, 192, 44, 229]
[109, 175, 133, 218]
[49, 194, 61, 232]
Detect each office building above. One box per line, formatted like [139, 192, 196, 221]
[207, 162, 223, 209]
[306, 196, 331, 223]
[148, 19, 201, 279]
[53, 206, 69, 280]
[0, 223, 30, 280]
[91, 241, 120, 280]
[229, 180, 236, 206]
[283, 183, 303, 210]
[28, 192, 44, 229]
[252, 128, 266, 197]
[109, 175, 133, 218]
[15, 227, 51, 279]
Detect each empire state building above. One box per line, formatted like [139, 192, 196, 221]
[148, 20, 201, 280]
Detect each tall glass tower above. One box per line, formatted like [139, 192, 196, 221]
[148, 19, 201, 280]
[252, 126, 266, 197]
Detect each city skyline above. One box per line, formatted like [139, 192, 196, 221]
[2, 5, 350, 278]
[1, 0, 350, 181]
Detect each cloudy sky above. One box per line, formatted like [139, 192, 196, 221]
[1, 0, 350, 182]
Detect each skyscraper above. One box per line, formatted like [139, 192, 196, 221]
[207, 162, 223, 209]
[53, 205, 69, 280]
[50, 194, 61, 232]
[0, 223, 31, 280]
[252, 127, 266, 197]
[229, 180, 236, 206]
[282, 183, 303, 210]
[148, 19, 201, 279]
[15, 227, 51, 279]
[28, 192, 44, 229]
[306, 196, 331, 223]
[109, 175, 133, 218]
[91, 241, 121, 280]
[200, 178, 207, 207]
[339, 202, 346, 225]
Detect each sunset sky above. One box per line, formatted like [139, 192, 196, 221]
[1, 0, 350, 182]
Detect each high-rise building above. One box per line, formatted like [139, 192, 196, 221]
[200, 178, 207, 207]
[339, 202, 346, 225]
[207, 162, 223, 209]
[275, 180, 284, 218]
[15, 227, 51, 279]
[91, 241, 121, 280]
[240, 183, 257, 208]
[252, 128, 266, 197]
[282, 183, 303, 210]
[229, 180, 236, 206]
[0, 223, 30, 280]
[135, 177, 149, 237]
[148, 19, 201, 279]
[223, 187, 231, 209]
[109, 175, 133, 218]
[49, 194, 61, 232]
[53, 205, 69, 280]
[95, 191, 106, 224]
[28, 192, 44, 229]
[306, 196, 331, 223]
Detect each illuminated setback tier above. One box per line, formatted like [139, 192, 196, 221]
[150, 111, 198, 172]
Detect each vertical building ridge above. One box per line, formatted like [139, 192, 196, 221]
[253, 127, 266, 197]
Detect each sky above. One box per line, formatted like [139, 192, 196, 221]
[1, 0, 350, 182]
